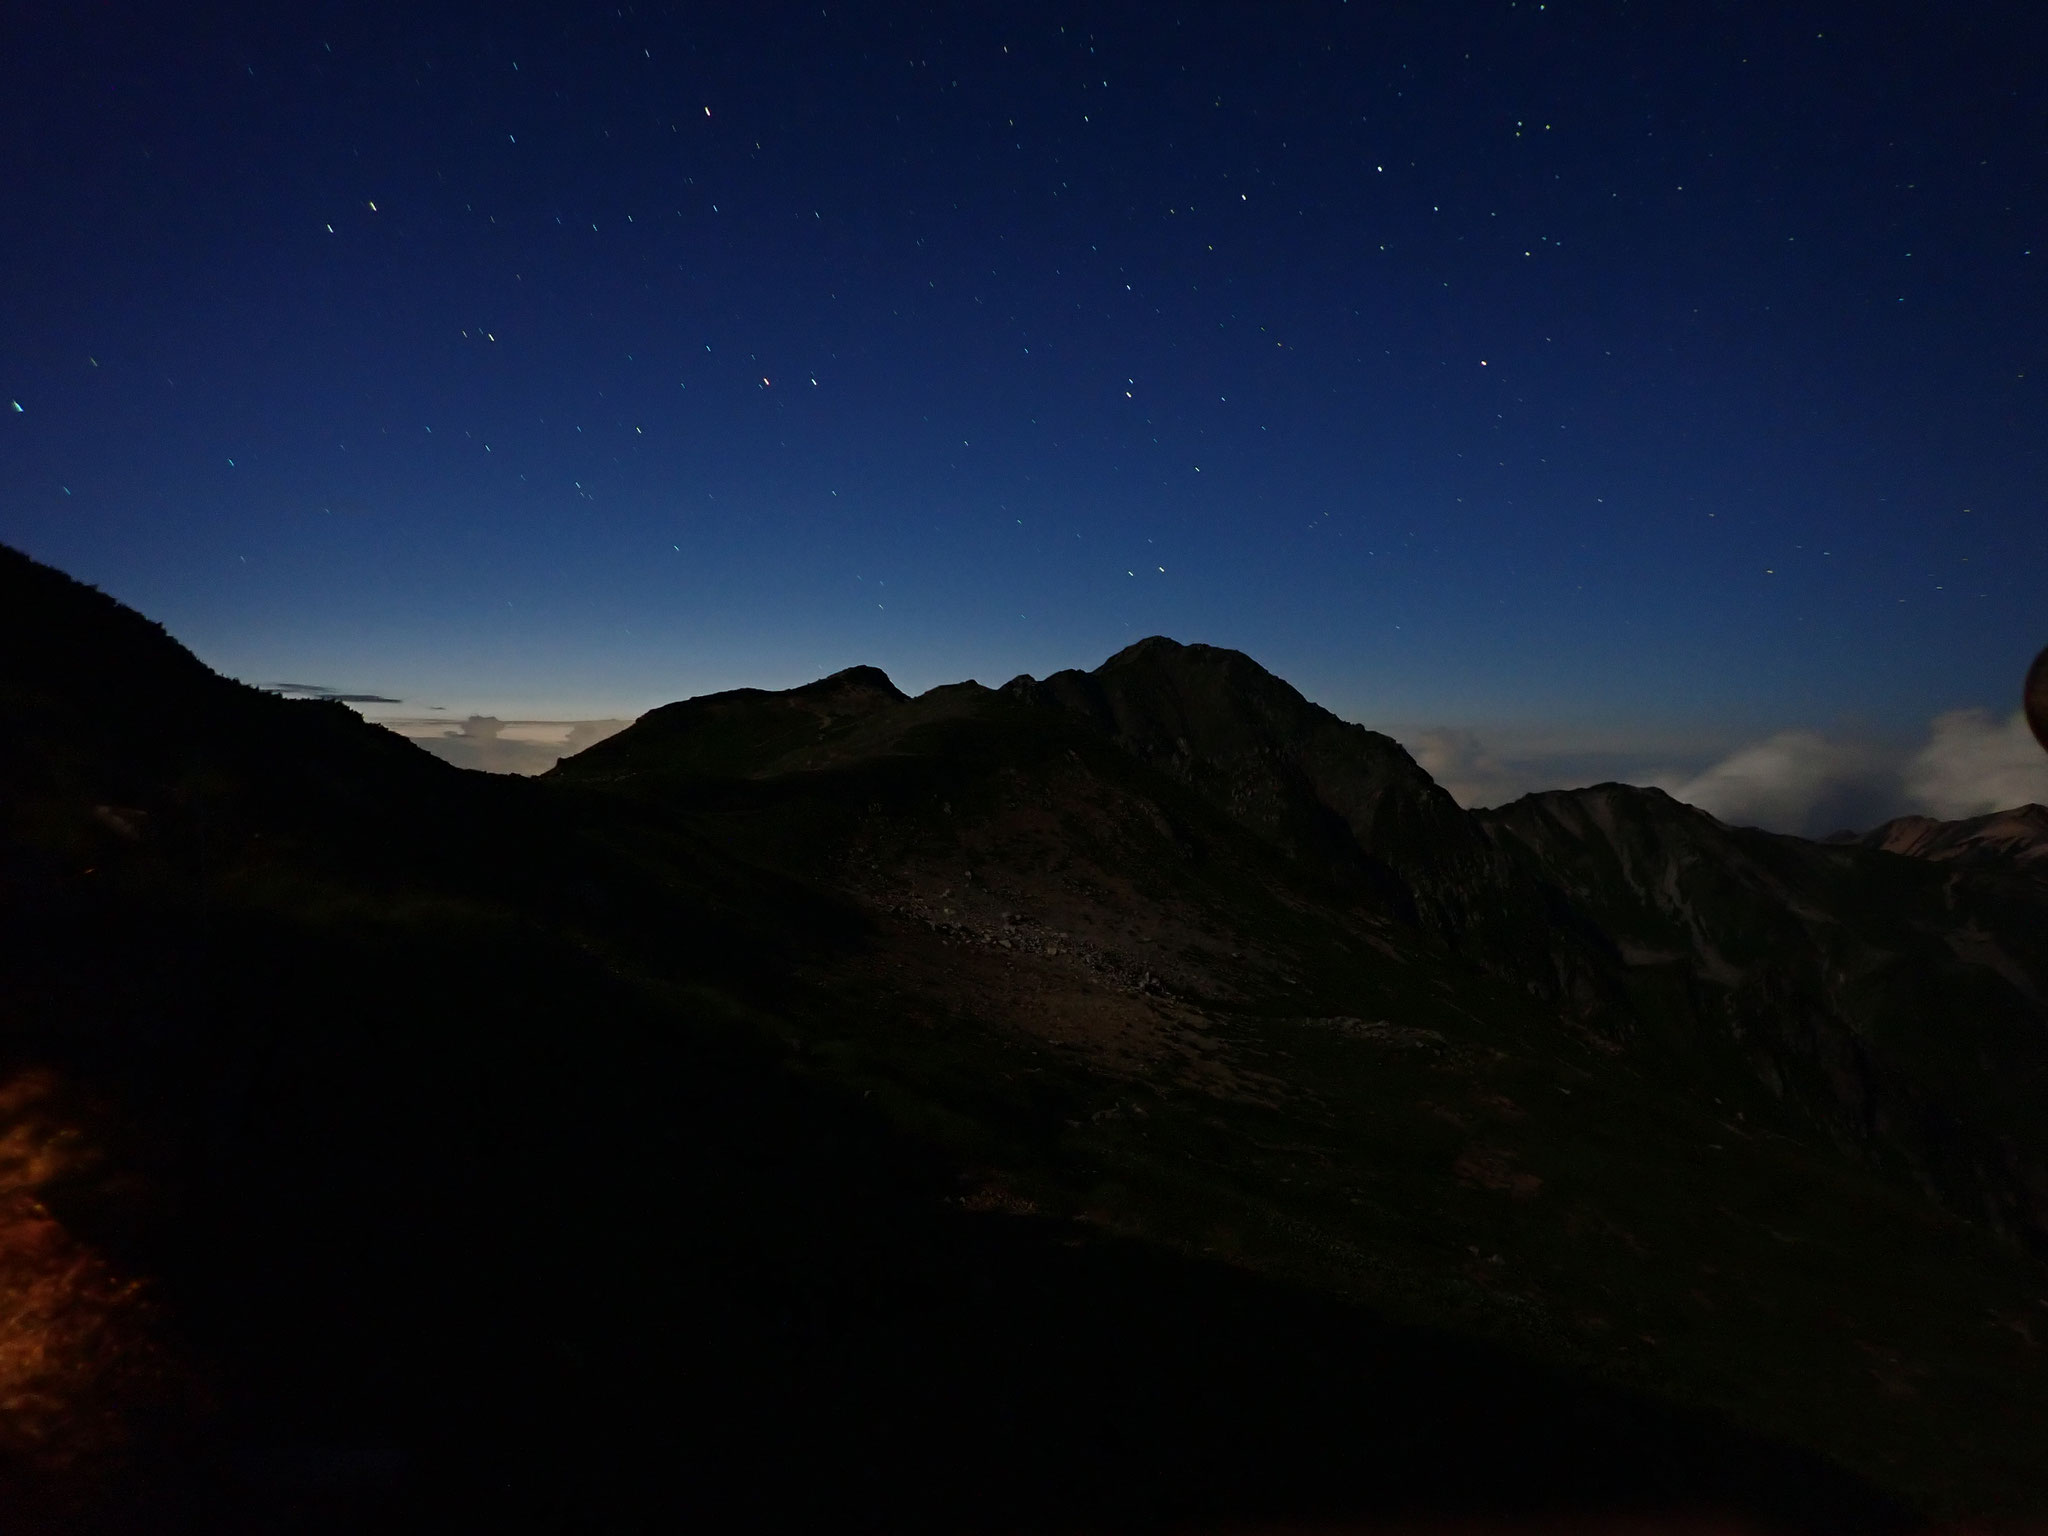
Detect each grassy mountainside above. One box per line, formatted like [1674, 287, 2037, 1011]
[3, 542, 2045, 1530]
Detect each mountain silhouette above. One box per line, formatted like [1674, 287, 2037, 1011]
[4, 542, 2046, 1532]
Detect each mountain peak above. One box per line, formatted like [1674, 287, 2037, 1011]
[799, 664, 906, 703]
[1858, 803, 2048, 868]
[1094, 634, 1298, 694]
[553, 660, 909, 781]
[1099, 634, 1200, 668]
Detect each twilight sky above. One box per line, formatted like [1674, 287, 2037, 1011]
[4, 2, 2045, 827]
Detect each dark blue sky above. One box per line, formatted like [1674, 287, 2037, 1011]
[4, 2, 2045, 815]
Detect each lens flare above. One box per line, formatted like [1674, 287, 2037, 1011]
[2026, 644, 2048, 756]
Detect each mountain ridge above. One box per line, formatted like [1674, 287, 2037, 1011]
[1850, 804, 2048, 868]
[5, 543, 2048, 1529]
[552, 640, 2048, 1286]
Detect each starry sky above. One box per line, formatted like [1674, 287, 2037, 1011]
[4, 2, 2046, 826]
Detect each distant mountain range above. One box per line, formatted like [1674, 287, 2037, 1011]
[1841, 804, 2048, 868]
[4, 541, 2046, 1533]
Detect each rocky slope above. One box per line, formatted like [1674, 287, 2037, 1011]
[1479, 786, 2048, 1246]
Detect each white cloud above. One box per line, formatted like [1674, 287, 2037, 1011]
[1661, 731, 1893, 836]
[1406, 728, 1525, 809]
[1397, 725, 1720, 811]
[1904, 708, 2048, 820]
[1400, 706, 2048, 838]
[382, 716, 633, 776]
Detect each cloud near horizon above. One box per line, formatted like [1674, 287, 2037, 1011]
[1905, 708, 2048, 820]
[267, 681, 402, 704]
[383, 716, 634, 775]
[374, 703, 2047, 831]
[1405, 708, 2048, 837]
[1405, 729, 1526, 811]
[1659, 732, 1898, 837]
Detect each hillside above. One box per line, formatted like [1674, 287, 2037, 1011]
[3, 543, 2046, 1531]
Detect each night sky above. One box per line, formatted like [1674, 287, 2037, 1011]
[5, 3, 2046, 828]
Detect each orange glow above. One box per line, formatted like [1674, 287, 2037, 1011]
[0, 1070, 162, 1468]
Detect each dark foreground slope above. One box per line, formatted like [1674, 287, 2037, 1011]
[0, 546, 2037, 1530]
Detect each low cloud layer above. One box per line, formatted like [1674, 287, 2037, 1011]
[1406, 727, 1716, 819]
[377, 701, 2047, 826]
[383, 717, 633, 775]
[1905, 708, 2048, 820]
[1662, 732, 1897, 837]
[1404, 708, 2048, 838]
[1406, 729, 1526, 811]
